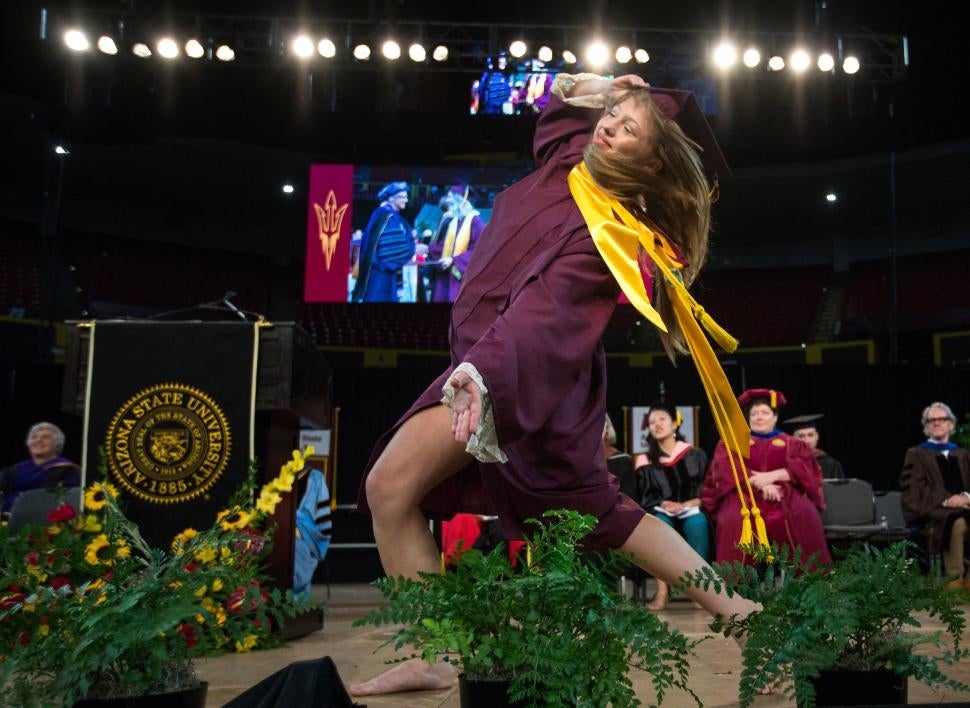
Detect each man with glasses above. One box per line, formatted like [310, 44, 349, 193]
[900, 402, 970, 589]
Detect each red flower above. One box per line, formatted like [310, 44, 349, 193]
[24, 552, 40, 567]
[184, 562, 199, 573]
[226, 580, 267, 614]
[177, 622, 197, 648]
[0, 592, 26, 611]
[47, 503, 77, 523]
[49, 576, 73, 591]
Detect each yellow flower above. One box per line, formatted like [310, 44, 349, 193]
[215, 607, 227, 626]
[84, 534, 111, 565]
[216, 507, 253, 532]
[272, 471, 295, 493]
[235, 634, 258, 652]
[168, 580, 182, 590]
[194, 545, 217, 564]
[80, 514, 102, 533]
[171, 528, 198, 554]
[84, 482, 119, 511]
[115, 539, 131, 560]
[212, 578, 224, 592]
[303, 445, 316, 458]
[39, 624, 50, 637]
[194, 584, 207, 597]
[219, 547, 234, 566]
[195, 613, 206, 625]
[256, 488, 282, 515]
[46, 525, 62, 536]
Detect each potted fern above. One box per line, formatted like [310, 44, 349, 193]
[355, 509, 701, 707]
[677, 541, 970, 708]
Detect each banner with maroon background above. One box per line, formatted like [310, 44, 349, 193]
[304, 164, 354, 302]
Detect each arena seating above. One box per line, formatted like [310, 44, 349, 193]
[0, 230, 42, 318]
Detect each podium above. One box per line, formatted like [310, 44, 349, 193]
[62, 321, 333, 599]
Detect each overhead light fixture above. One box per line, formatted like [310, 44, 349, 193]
[508, 40, 527, 58]
[817, 52, 835, 71]
[282, 184, 295, 194]
[97, 36, 118, 55]
[743, 47, 761, 67]
[789, 48, 811, 72]
[157, 37, 180, 59]
[381, 40, 401, 60]
[185, 39, 205, 59]
[432, 44, 448, 61]
[132, 42, 152, 58]
[585, 41, 609, 68]
[408, 43, 426, 62]
[767, 54, 785, 71]
[54, 145, 69, 155]
[63, 29, 90, 52]
[292, 35, 315, 59]
[615, 46, 632, 63]
[633, 48, 649, 63]
[712, 41, 738, 69]
[825, 192, 837, 202]
[318, 38, 336, 58]
[215, 44, 234, 61]
[353, 43, 371, 60]
[537, 45, 553, 63]
[843, 55, 860, 74]
[562, 49, 577, 64]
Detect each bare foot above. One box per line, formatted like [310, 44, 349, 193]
[349, 658, 456, 696]
[646, 593, 669, 611]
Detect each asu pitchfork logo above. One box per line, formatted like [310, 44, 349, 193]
[313, 190, 349, 270]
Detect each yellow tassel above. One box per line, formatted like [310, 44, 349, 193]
[753, 509, 770, 549]
[770, 390, 777, 409]
[738, 507, 753, 548]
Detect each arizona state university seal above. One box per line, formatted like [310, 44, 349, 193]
[105, 382, 232, 504]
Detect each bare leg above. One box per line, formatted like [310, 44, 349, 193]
[618, 514, 759, 620]
[351, 404, 472, 696]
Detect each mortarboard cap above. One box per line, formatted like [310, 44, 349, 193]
[782, 413, 824, 433]
[648, 88, 731, 179]
[378, 181, 409, 201]
[737, 388, 787, 409]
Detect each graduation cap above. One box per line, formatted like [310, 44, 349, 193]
[782, 413, 825, 433]
[377, 181, 408, 201]
[647, 88, 731, 179]
[737, 388, 787, 409]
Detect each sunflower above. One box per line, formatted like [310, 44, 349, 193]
[84, 482, 119, 511]
[84, 534, 111, 565]
[171, 528, 198, 554]
[216, 507, 253, 532]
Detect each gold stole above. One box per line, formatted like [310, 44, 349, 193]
[442, 214, 474, 259]
[568, 162, 769, 551]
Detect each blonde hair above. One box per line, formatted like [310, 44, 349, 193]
[583, 89, 712, 359]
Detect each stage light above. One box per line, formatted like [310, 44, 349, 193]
[615, 45, 632, 63]
[353, 43, 371, 60]
[382, 40, 401, 59]
[318, 38, 336, 58]
[789, 49, 811, 72]
[825, 193, 837, 202]
[712, 41, 737, 69]
[537, 45, 553, 63]
[54, 145, 69, 155]
[634, 48, 649, 63]
[408, 43, 426, 62]
[132, 42, 152, 58]
[432, 44, 448, 61]
[97, 36, 118, 55]
[743, 47, 761, 67]
[215, 44, 234, 61]
[767, 54, 785, 71]
[282, 184, 295, 194]
[843, 55, 860, 74]
[585, 41, 609, 68]
[63, 29, 90, 52]
[562, 49, 577, 64]
[292, 35, 315, 58]
[817, 52, 835, 71]
[157, 37, 180, 59]
[509, 40, 527, 58]
[185, 39, 205, 59]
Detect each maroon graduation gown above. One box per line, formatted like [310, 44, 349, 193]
[357, 96, 646, 549]
[702, 432, 832, 566]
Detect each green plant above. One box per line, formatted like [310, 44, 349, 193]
[355, 509, 701, 707]
[677, 542, 970, 708]
[952, 413, 970, 448]
[0, 449, 318, 706]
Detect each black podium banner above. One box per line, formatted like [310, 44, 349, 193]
[82, 322, 258, 549]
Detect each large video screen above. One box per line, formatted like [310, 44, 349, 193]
[304, 164, 530, 304]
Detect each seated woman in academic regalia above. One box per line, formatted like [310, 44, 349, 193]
[1, 422, 81, 520]
[702, 389, 832, 569]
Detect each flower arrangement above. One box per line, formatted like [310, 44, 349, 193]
[0, 447, 317, 706]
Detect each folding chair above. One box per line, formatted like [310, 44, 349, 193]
[820, 478, 887, 550]
[8, 487, 82, 535]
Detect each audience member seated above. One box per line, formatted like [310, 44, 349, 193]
[633, 404, 709, 611]
[1, 422, 81, 520]
[703, 388, 832, 569]
[603, 413, 636, 500]
[782, 413, 845, 480]
[900, 402, 970, 589]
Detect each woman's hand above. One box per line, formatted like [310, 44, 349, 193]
[748, 471, 772, 489]
[660, 500, 685, 513]
[571, 74, 648, 98]
[609, 74, 649, 93]
[447, 370, 482, 444]
[759, 483, 785, 502]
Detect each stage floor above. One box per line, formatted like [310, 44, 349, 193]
[198, 582, 970, 707]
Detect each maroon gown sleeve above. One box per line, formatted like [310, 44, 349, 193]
[533, 95, 600, 168]
[783, 436, 826, 511]
[702, 440, 742, 512]
[462, 232, 618, 447]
